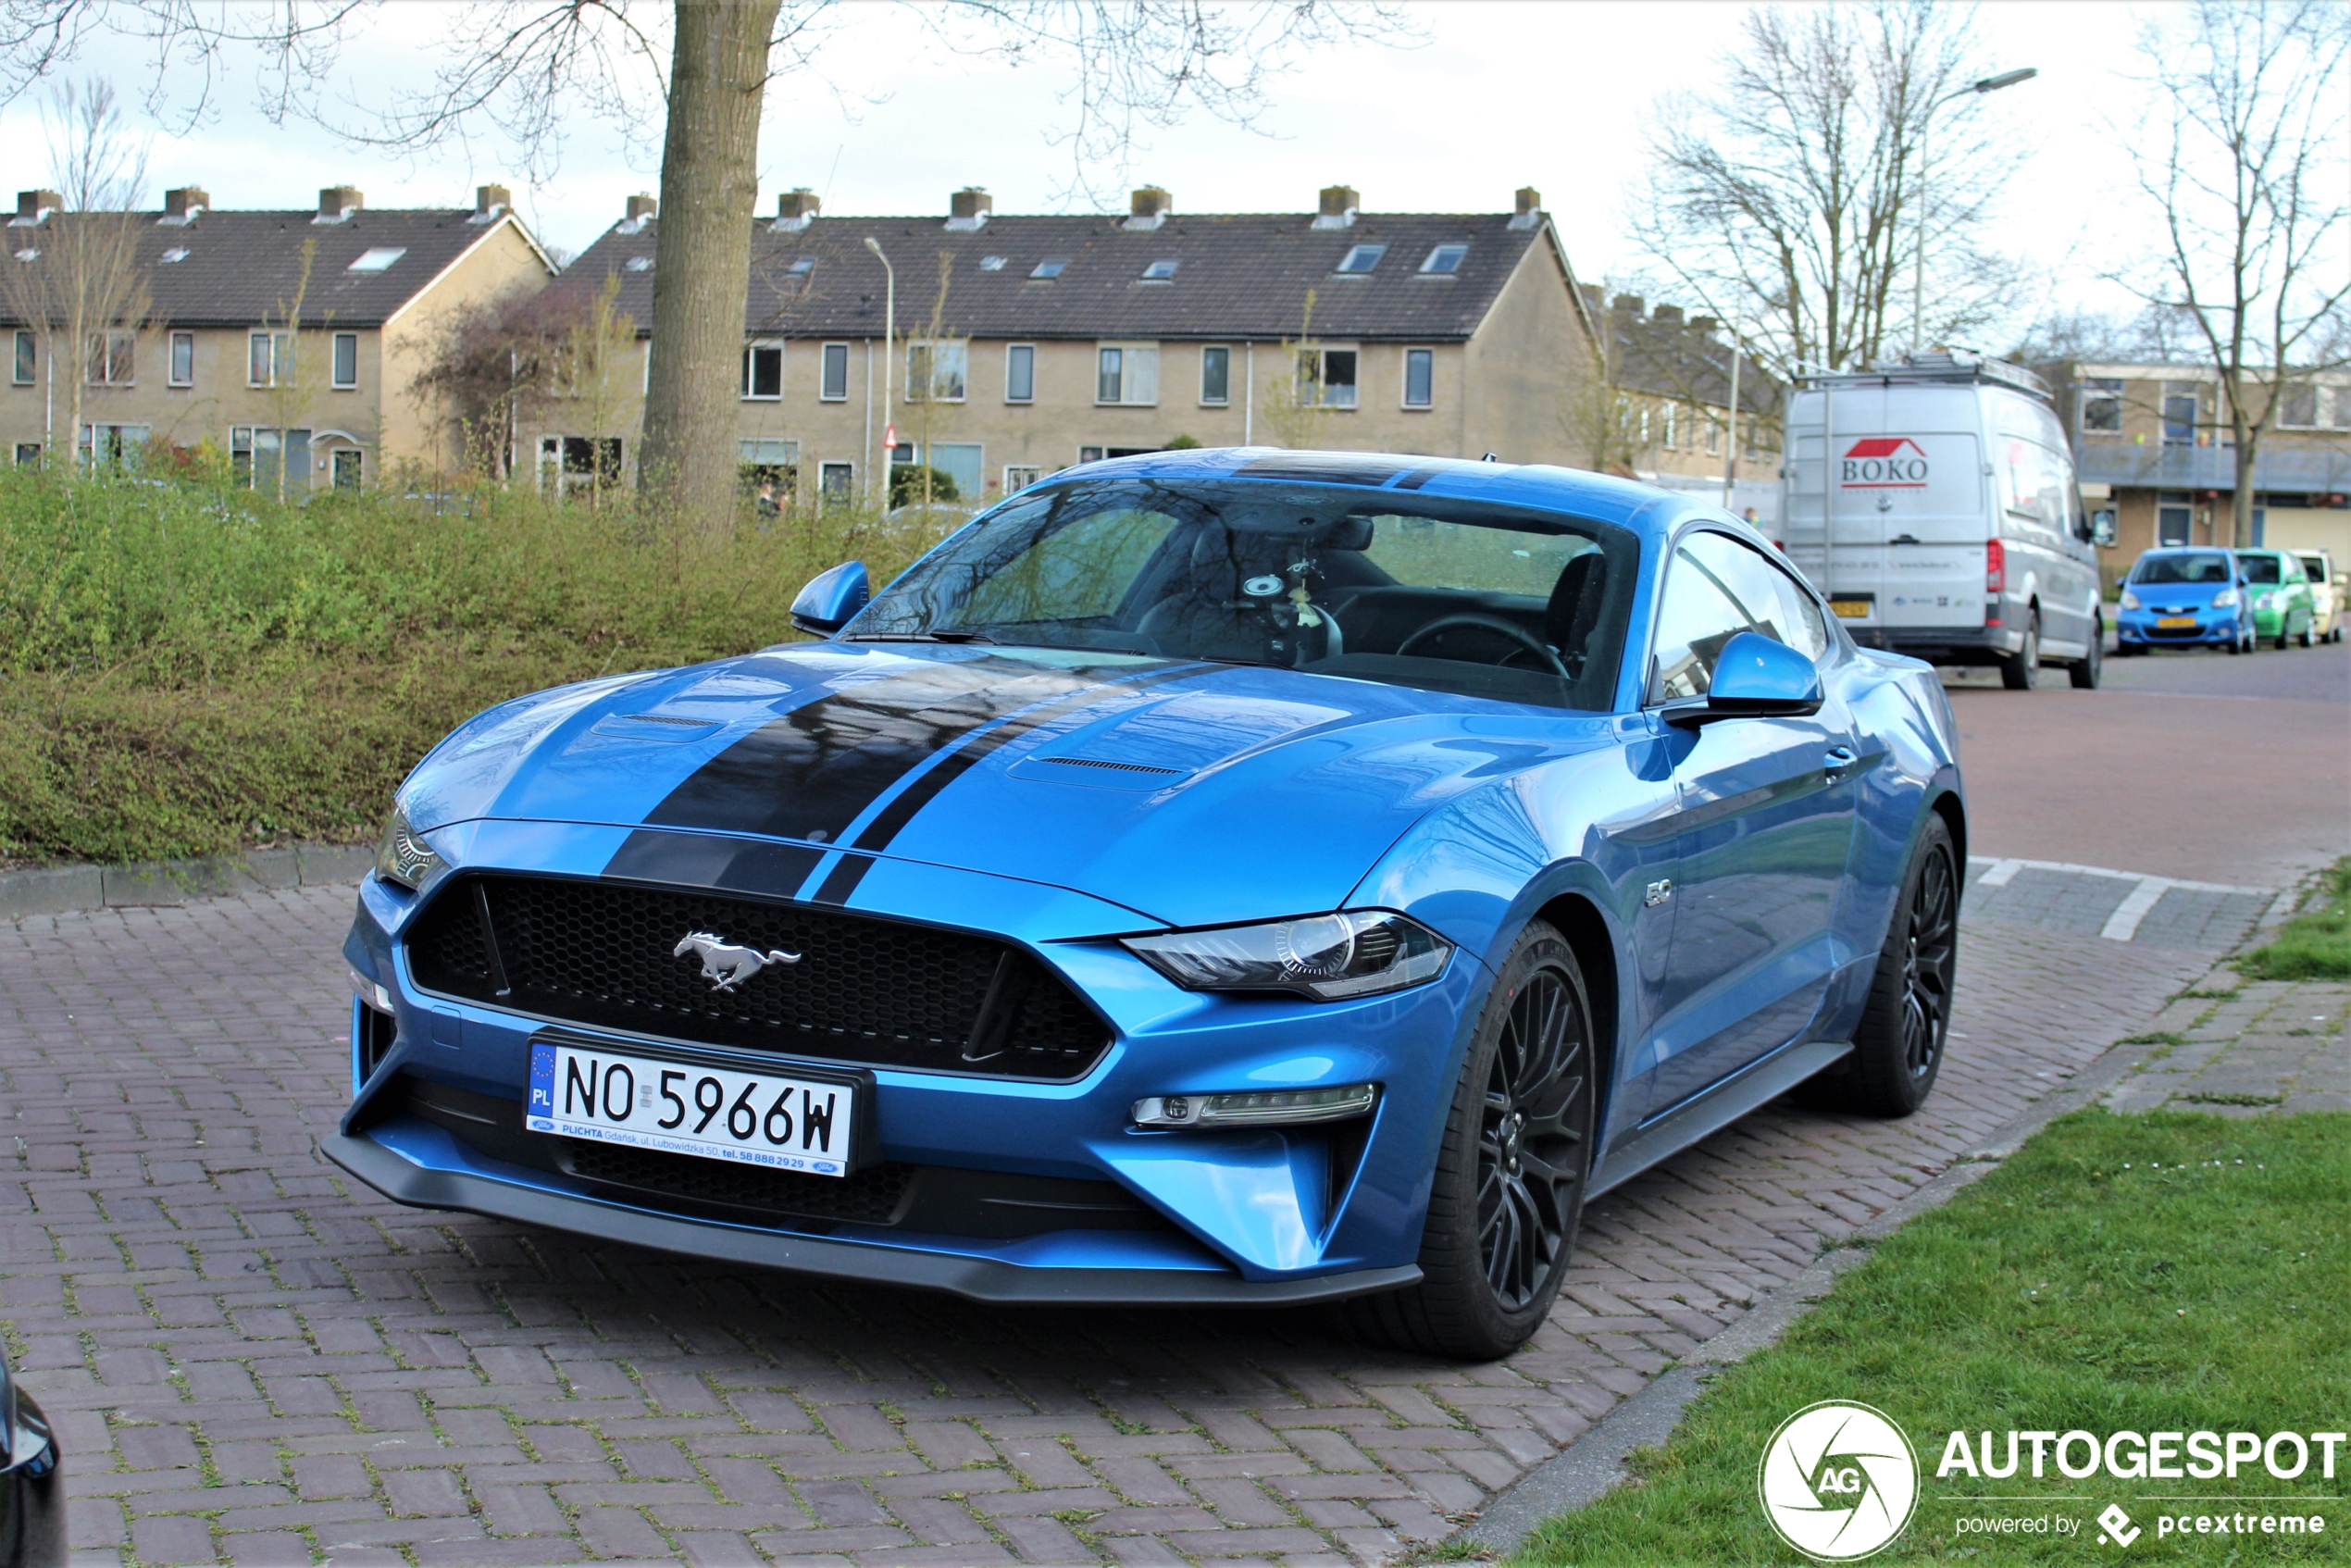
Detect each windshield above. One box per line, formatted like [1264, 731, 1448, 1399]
[847, 476, 1640, 711]
[2299, 556, 2329, 580]
[2133, 552, 2233, 585]
[2239, 554, 2283, 584]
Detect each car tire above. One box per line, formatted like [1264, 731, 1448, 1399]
[2299, 619, 2315, 649]
[1798, 815, 1958, 1119]
[1345, 920, 1597, 1361]
[1998, 610, 2040, 691]
[2069, 620, 2102, 688]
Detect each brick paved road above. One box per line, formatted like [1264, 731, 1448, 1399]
[2, 884, 2220, 1568]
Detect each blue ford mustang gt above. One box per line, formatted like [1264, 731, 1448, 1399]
[330, 449, 1965, 1358]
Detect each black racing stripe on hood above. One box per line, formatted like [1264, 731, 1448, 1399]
[810, 852, 874, 905]
[848, 665, 1207, 856]
[641, 656, 1162, 847]
[603, 830, 825, 896]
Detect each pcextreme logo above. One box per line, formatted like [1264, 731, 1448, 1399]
[1841, 436, 1930, 488]
[1760, 1400, 1921, 1561]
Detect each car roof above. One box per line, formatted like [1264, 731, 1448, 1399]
[1035, 445, 1710, 537]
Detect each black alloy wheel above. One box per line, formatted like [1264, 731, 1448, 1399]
[1346, 921, 1595, 1360]
[1798, 815, 1959, 1118]
[1999, 610, 2040, 690]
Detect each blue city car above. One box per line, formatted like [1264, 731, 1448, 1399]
[329, 449, 1966, 1358]
[2116, 547, 2253, 654]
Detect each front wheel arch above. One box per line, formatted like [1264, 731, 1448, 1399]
[1532, 892, 1619, 1139]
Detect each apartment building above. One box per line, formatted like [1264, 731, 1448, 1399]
[2, 184, 554, 488]
[521, 183, 1605, 507]
[2045, 361, 2351, 567]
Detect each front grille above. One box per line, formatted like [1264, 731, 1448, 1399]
[407, 874, 1109, 1079]
[560, 1140, 918, 1225]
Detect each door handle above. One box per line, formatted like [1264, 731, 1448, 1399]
[1823, 745, 1859, 777]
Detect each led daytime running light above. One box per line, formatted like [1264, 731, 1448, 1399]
[1133, 1083, 1378, 1128]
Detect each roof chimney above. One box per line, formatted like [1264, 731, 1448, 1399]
[161, 186, 208, 224]
[773, 187, 820, 231]
[620, 193, 657, 233]
[1654, 304, 1684, 328]
[473, 183, 510, 222]
[11, 189, 61, 226]
[1312, 183, 1359, 230]
[947, 186, 992, 230]
[1510, 186, 1542, 229]
[1127, 185, 1173, 230]
[316, 185, 363, 223]
[1690, 315, 1718, 335]
[1611, 293, 1646, 317]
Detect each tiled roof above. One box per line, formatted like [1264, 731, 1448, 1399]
[1605, 297, 1779, 414]
[558, 209, 1558, 342]
[0, 208, 546, 330]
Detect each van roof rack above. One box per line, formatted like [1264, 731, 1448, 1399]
[1795, 349, 2051, 401]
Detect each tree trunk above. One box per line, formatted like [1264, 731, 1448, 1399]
[639, 0, 780, 528]
[2232, 434, 2258, 549]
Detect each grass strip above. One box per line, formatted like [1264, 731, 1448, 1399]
[1513, 1110, 2349, 1564]
[2238, 860, 2351, 982]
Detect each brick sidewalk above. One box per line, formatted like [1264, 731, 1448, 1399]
[1, 888, 2213, 1567]
[2104, 972, 2351, 1116]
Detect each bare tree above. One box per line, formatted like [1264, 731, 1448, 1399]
[5, 1, 1415, 528]
[2117, 0, 2351, 547]
[0, 77, 154, 471]
[1631, 1, 2029, 380]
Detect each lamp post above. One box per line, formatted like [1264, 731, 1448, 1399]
[1910, 67, 2036, 356]
[864, 235, 894, 509]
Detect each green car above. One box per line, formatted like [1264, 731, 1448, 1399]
[2237, 549, 2318, 648]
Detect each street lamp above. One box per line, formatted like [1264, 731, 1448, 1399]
[864, 235, 894, 509]
[1910, 67, 2036, 356]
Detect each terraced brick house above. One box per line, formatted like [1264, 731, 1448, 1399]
[2, 183, 554, 489]
[2043, 361, 2351, 570]
[1586, 290, 1781, 523]
[524, 183, 1607, 509]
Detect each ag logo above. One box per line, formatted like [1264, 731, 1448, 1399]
[1759, 1400, 1919, 1561]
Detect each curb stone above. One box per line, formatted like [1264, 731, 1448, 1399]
[1449, 996, 2196, 1559]
[0, 841, 373, 918]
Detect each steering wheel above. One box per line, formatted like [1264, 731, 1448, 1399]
[1396, 614, 1571, 678]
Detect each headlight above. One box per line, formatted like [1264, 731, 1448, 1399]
[2212, 587, 2238, 607]
[2120, 589, 2141, 610]
[2258, 591, 2280, 610]
[374, 804, 444, 890]
[1122, 911, 1451, 1001]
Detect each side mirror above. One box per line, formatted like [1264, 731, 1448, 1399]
[1673, 630, 1823, 727]
[790, 561, 870, 636]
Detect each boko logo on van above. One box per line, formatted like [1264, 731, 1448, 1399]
[1841, 438, 1930, 489]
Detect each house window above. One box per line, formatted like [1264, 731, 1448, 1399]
[2080, 377, 2122, 432]
[818, 461, 854, 505]
[1200, 345, 1231, 405]
[2162, 390, 2198, 444]
[13, 330, 34, 385]
[820, 342, 850, 401]
[1004, 465, 1042, 493]
[331, 448, 363, 490]
[1419, 243, 1469, 275]
[1705, 418, 1723, 456]
[79, 422, 150, 467]
[538, 434, 623, 496]
[1078, 445, 1106, 464]
[326, 331, 357, 390]
[1005, 343, 1035, 403]
[1096, 342, 1159, 405]
[907, 340, 966, 403]
[1298, 347, 1357, 408]
[1030, 258, 1068, 280]
[2333, 387, 2351, 430]
[248, 331, 292, 387]
[1140, 258, 1179, 281]
[1662, 404, 1679, 450]
[2278, 384, 2319, 429]
[13, 443, 38, 467]
[169, 331, 194, 387]
[742, 340, 783, 399]
[1403, 348, 1433, 408]
[86, 330, 134, 386]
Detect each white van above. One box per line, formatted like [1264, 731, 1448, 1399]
[1780, 352, 2107, 689]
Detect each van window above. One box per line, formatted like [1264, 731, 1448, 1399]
[1998, 437, 2071, 540]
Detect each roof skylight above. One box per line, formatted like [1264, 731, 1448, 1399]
[979, 255, 1007, 271]
[1030, 257, 1068, 279]
[625, 255, 653, 272]
[1140, 258, 1179, 280]
[1335, 243, 1387, 275]
[159, 247, 190, 264]
[788, 255, 815, 273]
[1420, 243, 1469, 275]
[347, 246, 407, 272]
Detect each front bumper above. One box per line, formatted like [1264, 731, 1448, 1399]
[2118, 609, 2241, 646]
[323, 1128, 1421, 1305]
[1853, 625, 2020, 666]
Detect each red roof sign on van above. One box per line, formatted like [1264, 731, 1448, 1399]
[1841, 436, 1929, 488]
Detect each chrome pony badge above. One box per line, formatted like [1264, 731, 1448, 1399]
[673, 931, 802, 992]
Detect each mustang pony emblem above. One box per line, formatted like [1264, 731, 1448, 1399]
[673, 931, 802, 991]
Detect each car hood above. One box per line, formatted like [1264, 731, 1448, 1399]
[403, 641, 1621, 928]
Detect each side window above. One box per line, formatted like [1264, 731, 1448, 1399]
[1648, 531, 1827, 703]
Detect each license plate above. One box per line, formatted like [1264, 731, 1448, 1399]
[527, 1039, 856, 1177]
[2157, 616, 2196, 628]
[1830, 599, 1874, 619]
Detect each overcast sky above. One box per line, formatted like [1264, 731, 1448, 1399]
[7, 2, 2164, 327]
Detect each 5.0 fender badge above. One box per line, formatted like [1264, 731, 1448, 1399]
[674, 931, 802, 991]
